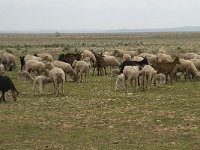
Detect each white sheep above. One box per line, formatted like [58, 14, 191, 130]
[122, 53, 131, 61]
[156, 53, 173, 63]
[0, 64, 5, 75]
[24, 54, 42, 62]
[72, 60, 90, 82]
[0, 52, 16, 71]
[18, 70, 33, 81]
[123, 66, 140, 90]
[32, 76, 52, 95]
[139, 53, 157, 65]
[25, 60, 53, 75]
[81, 50, 96, 64]
[113, 49, 138, 58]
[190, 59, 200, 70]
[140, 65, 156, 90]
[153, 73, 166, 87]
[173, 59, 200, 80]
[49, 67, 65, 96]
[51, 60, 77, 81]
[115, 74, 125, 91]
[184, 53, 199, 60]
[103, 55, 120, 69]
[37, 53, 54, 61]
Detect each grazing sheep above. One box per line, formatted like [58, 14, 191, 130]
[153, 73, 166, 87]
[0, 52, 16, 71]
[0, 64, 5, 75]
[115, 74, 126, 91]
[140, 65, 156, 90]
[113, 49, 138, 58]
[139, 53, 157, 65]
[82, 50, 96, 64]
[17, 70, 33, 81]
[132, 56, 144, 61]
[37, 53, 53, 61]
[72, 60, 90, 82]
[92, 52, 107, 76]
[25, 60, 53, 75]
[51, 60, 78, 81]
[151, 56, 181, 83]
[32, 76, 52, 95]
[19, 56, 25, 70]
[156, 53, 173, 63]
[103, 55, 120, 69]
[49, 67, 65, 96]
[0, 75, 20, 102]
[123, 53, 131, 61]
[58, 52, 82, 65]
[24, 54, 42, 62]
[111, 68, 120, 77]
[184, 53, 199, 60]
[190, 59, 200, 70]
[123, 66, 140, 90]
[173, 59, 200, 80]
[157, 48, 167, 54]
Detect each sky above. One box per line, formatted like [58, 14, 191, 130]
[0, 0, 200, 32]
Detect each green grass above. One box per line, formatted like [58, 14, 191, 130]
[0, 33, 200, 149]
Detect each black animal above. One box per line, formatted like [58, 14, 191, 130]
[19, 56, 25, 70]
[119, 57, 149, 73]
[92, 52, 107, 76]
[58, 52, 82, 65]
[0, 75, 20, 102]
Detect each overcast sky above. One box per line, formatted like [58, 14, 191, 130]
[0, 0, 200, 31]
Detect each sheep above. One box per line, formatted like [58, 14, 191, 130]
[115, 74, 126, 91]
[103, 55, 120, 69]
[72, 60, 90, 82]
[0, 52, 16, 71]
[0, 64, 5, 75]
[123, 66, 140, 90]
[0, 75, 20, 102]
[183, 53, 199, 60]
[51, 61, 78, 81]
[132, 56, 144, 61]
[113, 49, 138, 58]
[19, 56, 25, 70]
[156, 53, 173, 63]
[157, 48, 167, 54]
[32, 76, 52, 95]
[92, 52, 107, 76]
[111, 68, 120, 77]
[123, 53, 131, 61]
[81, 50, 96, 64]
[153, 73, 166, 87]
[25, 60, 53, 75]
[139, 53, 157, 65]
[17, 70, 33, 81]
[151, 56, 181, 83]
[24, 54, 42, 62]
[37, 53, 53, 61]
[49, 67, 65, 96]
[58, 52, 82, 65]
[189, 59, 200, 70]
[140, 65, 157, 90]
[173, 59, 200, 80]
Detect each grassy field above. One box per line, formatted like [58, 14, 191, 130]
[0, 33, 200, 149]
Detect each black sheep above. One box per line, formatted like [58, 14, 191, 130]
[0, 75, 20, 102]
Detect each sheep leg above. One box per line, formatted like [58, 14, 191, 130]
[104, 67, 107, 75]
[32, 81, 36, 95]
[2, 92, 6, 102]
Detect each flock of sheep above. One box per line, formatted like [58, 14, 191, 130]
[1, 48, 200, 102]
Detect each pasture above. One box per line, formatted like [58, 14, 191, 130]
[0, 33, 200, 149]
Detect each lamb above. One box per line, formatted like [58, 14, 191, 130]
[92, 52, 107, 76]
[153, 73, 166, 87]
[0, 64, 5, 75]
[17, 70, 33, 81]
[25, 60, 53, 75]
[140, 65, 156, 90]
[123, 66, 140, 90]
[51, 61, 78, 81]
[32, 76, 52, 95]
[151, 56, 181, 83]
[81, 50, 96, 64]
[72, 60, 90, 82]
[49, 67, 65, 96]
[173, 59, 200, 80]
[113, 49, 138, 58]
[115, 74, 126, 91]
[0, 75, 20, 102]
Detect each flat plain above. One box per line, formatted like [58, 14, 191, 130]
[0, 32, 200, 149]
